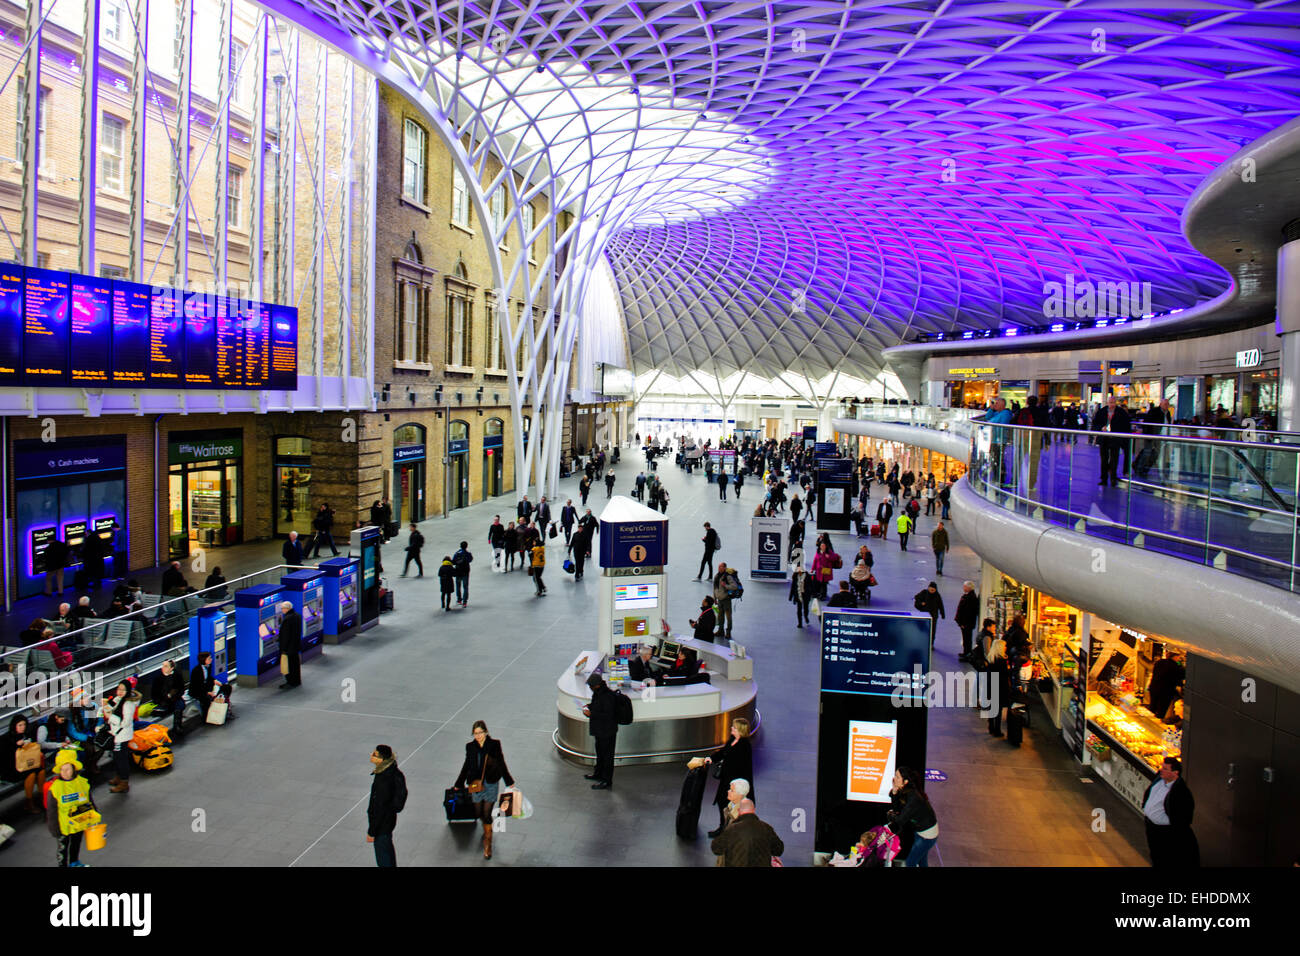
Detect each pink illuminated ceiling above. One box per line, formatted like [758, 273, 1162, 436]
[274, 0, 1300, 379]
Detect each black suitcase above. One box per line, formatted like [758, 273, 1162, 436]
[443, 787, 478, 823]
[676, 766, 710, 839]
[1006, 708, 1024, 747]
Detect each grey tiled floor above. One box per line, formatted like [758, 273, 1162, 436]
[0, 454, 1149, 867]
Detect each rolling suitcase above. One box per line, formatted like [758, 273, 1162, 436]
[1006, 707, 1024, 747]
[443, 787, 478, 823]
[675, 765, 709, 839]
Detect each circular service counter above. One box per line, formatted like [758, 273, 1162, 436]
[553, 637, 759, 765]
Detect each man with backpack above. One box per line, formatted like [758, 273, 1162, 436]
[452, 541, 473, 607]
[366, 744, 408, 868]
[713, 562, 742, 641]
[582, 674, 629, 790]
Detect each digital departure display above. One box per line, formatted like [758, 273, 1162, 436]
[0, 263, 22, 382]
[111, 280, 151, 384]
[70, 275, 113, 384]
[23, 268, 71, 383]
[0, 263, 297, 390]
[183, 290, 217, 386]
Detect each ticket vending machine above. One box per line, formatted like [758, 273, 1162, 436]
[188, 604, 231, 684]
[596, 497, 670, 656]
[350, 526, 381, 632]
[280, 569, 325, 661]
[233, 584, 284, 687]
[318, 556, 359, 643]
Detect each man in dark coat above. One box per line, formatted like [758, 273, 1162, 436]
[955, 581, 980, 661]
[535, 496, 552, 539]
[913, 582, 946, 646]
[690, 596, 718, 643]
[698, 522, 719, 580]
[710, 799, 784, 866]
[310, 503, 340, 557]
[1092, 394, 1133, 486]
[43, 535, 70, 595]
[401, 524, 424, 577]
[278, 601, 303, 689]
[582, 674, 619, 789]
[161, 560, 189, 595]
[282, 530, 305, 566]
[1142, 757, 1199, 868]
[366, 744, 407, 868]
[517, 495, 534, 523]
[560, 499, 578, 546]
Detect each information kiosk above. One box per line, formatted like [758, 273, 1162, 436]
[350, 526, 381, 632]
[280, 569, 325, 660]
[187, 604, 231, 684]
[554, 496, 759, 765]
[317, 556, 359, 642]
[233, 584, 283, 687]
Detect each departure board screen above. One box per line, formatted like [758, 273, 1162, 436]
[214, 295, 244, 388]
[70, 275, 113, 384]
[0, 263, 22, 382]
[23, 268, 71, 383]
[149, 287, 184, 383]
[111, 280, 150, 384]
[269, 304, 297, 390]
[0, 264, 296, 391]
[183, 290, 217, 386]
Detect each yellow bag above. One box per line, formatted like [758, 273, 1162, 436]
[280, 654, 289, 675]
[84, 822, 107, 851]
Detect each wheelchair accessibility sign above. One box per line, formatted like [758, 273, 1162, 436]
[751, 516, 787, 578]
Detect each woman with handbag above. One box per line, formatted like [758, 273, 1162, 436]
[46, 748, 99, 867]
[703, 718, 754, 838]
[452, 721, 516, 859]
[0, 714, 48, 814]
[102, 679, 141, 794]
[811, 539, 837, 601]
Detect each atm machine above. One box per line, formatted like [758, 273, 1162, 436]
[280, 568, 325, 661]
[317, 556, 359, 643]
[188, 604, 232, 684]
[234, 584, 284, 687]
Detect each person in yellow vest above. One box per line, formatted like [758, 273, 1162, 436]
[45, 749, 100, 868]
[530, 540, 547, 596]
[896, 511, 915, 551]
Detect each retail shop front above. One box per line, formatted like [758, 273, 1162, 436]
[944, 367, 999, 407]
[11, 436, 128, 600]
[980, 566, 1186, 813]
[392, 424, 426, 524]
[168, 431, 243, 559]
[274, 436, 312, 537]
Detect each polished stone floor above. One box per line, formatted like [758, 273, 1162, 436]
[0, 451, 1149, 867]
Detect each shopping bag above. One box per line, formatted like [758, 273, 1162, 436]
[15, 741, 42, 773]
[810, 598, 822, 619]
[498, 787, 534, 820]
[205, 700, 229, 726]
[280, 655, 289, 675]
[492, 549, 505, 573]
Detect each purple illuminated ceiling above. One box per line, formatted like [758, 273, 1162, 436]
[283, 0, 1300, 379]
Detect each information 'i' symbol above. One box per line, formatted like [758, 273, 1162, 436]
[629, 545, 647, 563]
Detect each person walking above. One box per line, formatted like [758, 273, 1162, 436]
[582, 674, 619, 789]
[717, 469, 729, 501]
[930, 520, 949, 574]
[535, 496, 552, 540]
[579, 476, 592, 507]
[278, 600, 303, 689]
[438, 556, 456, 610]
[561, 499, 577, 547]
[924, 477, 937, 516]
[516, 495, 534, 524]
[703, 718, 754, 838]
[452, 541, 473, 607]
[887, 767, 940, 867]
[733, 469, 744, 499]
[503, 521, 519, 572]
[811, 539, 838, 600]
[635, 471, 647, 501]
[530, 537, 547, 596]
[896, 511, 914, 550]
[939, 482, 952, 520]
[488, 516, 506, 571]
[46, 748, 97, 867]
[453, 721, 515, 860]
[712, 562, 740, 641]
[605, 469, 615, 497]
[876, 499, 893, 540]
[310, 503, 340, 557]
[954, 581, 979, 661]
[697, 522, 719, 579]
[366, 744, 407, 868]
[1142, 756, 1199, 868]
[789, 565, 813, 628]
[710, 798, 783, 866]
[401, 523, 424, 577]
[913, 582, 945, 646]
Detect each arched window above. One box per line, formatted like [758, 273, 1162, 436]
[394, 423, 426, 447]
[484, 418, 503, 439]
[395, 237, 434, 365]
[445, 259, 474, 369]
[450, 420, 470, 444]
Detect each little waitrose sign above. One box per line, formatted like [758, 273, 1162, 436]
[169, 438, 242, 464]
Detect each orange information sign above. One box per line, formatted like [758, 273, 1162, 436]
[847, 719, 897, 803]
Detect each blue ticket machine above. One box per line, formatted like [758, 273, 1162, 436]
[234, 584, 284, 688]
[188, 604, 231, 684]
[318, 556, 359, 643]
[281, 569, 325, 661]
